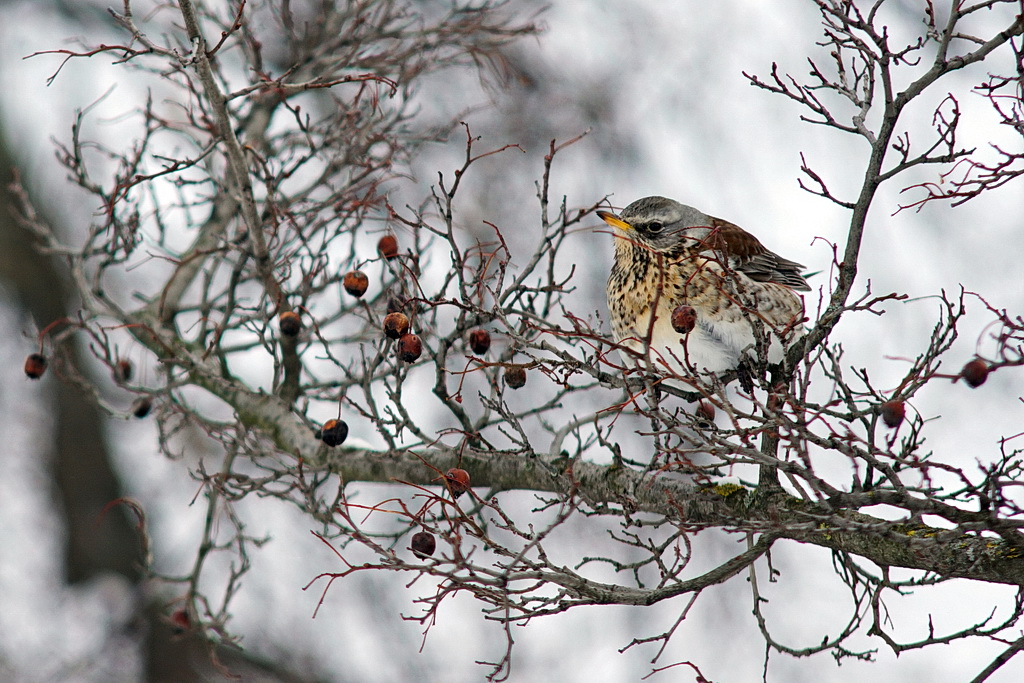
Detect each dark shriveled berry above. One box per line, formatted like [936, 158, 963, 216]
[880, 399, 906, 428]
[343, 270, 369, 297]
[960, 359, 989, 388]
[316, 419, 349, 447]
[383, 312, 411, 340]
[444, 468, 471, 498]
[279, 311, 302, 336]
[114, 359, 134, 383]
[24, 353, 47, 380]
[411, 531, 436, 559]
[132, 397, 153, 419]
[377, 234, 399, 259]
[468, 328, 491, 355]
[504, 365, 527, 389]
[671, 305, 697, 334]
[397, 333, 423, 362]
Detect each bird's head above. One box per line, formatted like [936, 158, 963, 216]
[598, 196, 711, 253]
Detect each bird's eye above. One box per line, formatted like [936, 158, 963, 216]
[647, 222, 664, 234]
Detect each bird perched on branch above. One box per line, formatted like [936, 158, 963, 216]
[600, 196, 809, 378]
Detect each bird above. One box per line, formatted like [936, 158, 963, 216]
[600, 196, 810, 378]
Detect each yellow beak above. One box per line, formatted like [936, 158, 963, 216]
[597, 210, 633, 231]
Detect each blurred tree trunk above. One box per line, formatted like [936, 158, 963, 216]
[0, 136, 140, 584]
[1, 109, 312, 683]
[1, 116, 311, 683]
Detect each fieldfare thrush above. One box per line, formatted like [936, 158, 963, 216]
[600, 196, 810, 377]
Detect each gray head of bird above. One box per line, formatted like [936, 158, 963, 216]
[598, 196, 711, 253]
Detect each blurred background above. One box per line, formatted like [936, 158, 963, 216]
[1, 1, 1021, 681]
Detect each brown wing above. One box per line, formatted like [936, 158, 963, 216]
[707, 216, 810, 291]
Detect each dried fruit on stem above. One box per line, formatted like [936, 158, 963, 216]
[315, 419, 349, 447]
[960, 359, 989, 388]
[444, 468, 470, 498]
[343, 270, 369, 297]
[671, 305, 697, 334]
[114, 359, 134, 383]
[24, 353, 47, 379]
[880, 399, 906, 428]
[397, 333, 422, 362]
[383, 312, 410, 339]
[377, 234, 399, 259]
[504, 365, 527, 389]
[169, 609, 191, 635]
[132, 397, 153, 418]
[410, 531, 436, 559]
[468, 328, 491, 355]
[279, 311, 302, 336]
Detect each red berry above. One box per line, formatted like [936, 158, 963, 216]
[169, 609, 190, 635]
[24, 353, 47, 380]
[880, 399, 905, 428]
[316, 419, 349, 447]
[377, 234, 399, 259]
[960, 359, 989, 388]
[411, 531, 436, 559]
[383, 312, 410, 340]
[504, 365, 527, 389]
[343, 270, 369, 297]
[444, 468, 471, 498]
[397, 333, 422, 362]
[468, 329, 491, 355]
[279, 311, 302, 336]
[132, 397, 153, 418]
[671, 305, 697, 334]
[696, 400, 715, 422]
